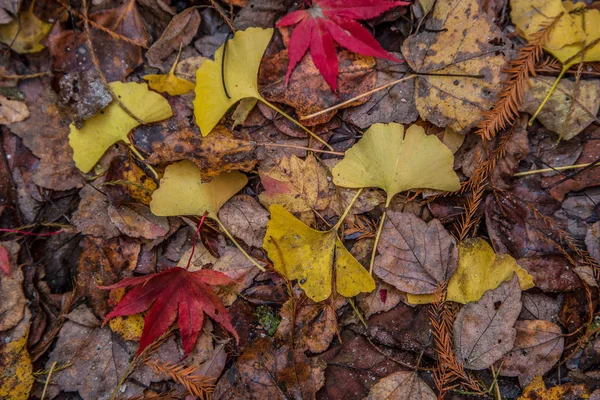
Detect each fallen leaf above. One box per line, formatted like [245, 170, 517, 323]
[0, 244, 9, 276]
[0, 95, 29, 124]
[72, 185, 121, 239]
[259, 154, 331, 213]
[499, 319, 564, 385]
[332, 123, 461, 206]
[69, 81, 173, 173]
[0, 241, 26, 331]
[367, 371, 436, 400]
[57, 69, 113, 128]
[150, 160, 248, 218]
[145, 7, 201, 67]
[144, 56, 195, 96]
[401, 0, 511, 133]
[520, 293, 561, 322]
[453, 275, 522, 370]
[0, 4, 52, 53]
[0, 0, 19, 24]
[194, 27, 273, 135]
[446, 238, 534, 304]
[357, 279, 404, 318]
[234, 0, 292, 30]
[276, 0, 406, 91]
[103, 155, 157, 206]
[518, 375, 589, 400]
[373, 210, 458, 294]
[0, 309, 33, 400]
[263, 204, 375, 302]
[107, 204, 170, 240]
[522, 77, 600, 140]
[218, 195, 269, 248]
[490, 116, 529, 189]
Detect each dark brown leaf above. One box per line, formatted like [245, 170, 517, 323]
[146, 8, 201, 68]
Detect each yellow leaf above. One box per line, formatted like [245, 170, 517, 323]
[263, 204, 375, 302]
[109, 315, 144, 341]
[332, 123, 460, 206]
[0, 5, 52, 54]
[69, 82, 172, 173]
[194, 27, 273, 135]
[144, 71, 195, 96]
[150, 160, 248, 218]
[518, 375, 589, 400]
[0, 314, 34, 400]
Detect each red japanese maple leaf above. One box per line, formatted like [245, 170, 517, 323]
[101, 267, 239, 355]
[277, 0, 409, 91]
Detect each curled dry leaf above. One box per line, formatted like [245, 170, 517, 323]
[401, 0, 511, 133]
[453, 275, 522, 370]
[499, 319, 564, 385]
[367, 371, 436, 400]
[373, 210, 458, 294]
[103, 155, 157, 206]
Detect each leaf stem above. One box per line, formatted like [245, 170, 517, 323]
[528, 66, 566, 126]
[514, 162, 599, 177]
[185, 212, 208, 271]
[369, 211, 386, 275]
[40, 362, 57, 400]
[333, 188, 363, 231]
[300, 75, 417, 120]
[259, 99, 334, 151]
[215, 217, 266, 272]
[259, 142, 344, 156]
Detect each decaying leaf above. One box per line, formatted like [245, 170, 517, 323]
[69, 82, 173, 173]
[0, 242, 26, 331]
[357, 279, 404, 318]
[446, 238, 534, 304]
[150, 160, 248, 218]
[263, 204, 375, 302]
[0, 310, 33, 400]
[72, 185, 121, 239]
[522, 77, 600, 140]
[518, 375, 589, 400]
[454, 275, 522, 370]
[401, 0, 511, 133]
[374, 210, 458, 294]
[218, 195, 269, 248]
[0, 4, 52, 53]
[499, 320, 564, 385]
[107, 204, 170, 240]
[332, 123, 460, 206]
[367, 371, 436, 400]
[103, 155, 157, 206]
[0, 95, 29, 124]
[194, 27, 273, 135]
[520, 293, 561, 321]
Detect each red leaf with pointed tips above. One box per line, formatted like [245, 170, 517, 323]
[101, 267, 239, 355]
[277, 0, 409, 91]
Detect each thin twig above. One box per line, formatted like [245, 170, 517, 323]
[40, 362, 57, 400]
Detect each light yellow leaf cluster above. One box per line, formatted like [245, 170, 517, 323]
[263, 205, 375, 302]
[194, 27, 273, 135]
[332, 123, 460, 206]
[0, 5, 52, 54]
[69, 82, 172, 173]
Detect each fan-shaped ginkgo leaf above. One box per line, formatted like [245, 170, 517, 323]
[144, 70, 195, 96]
[194, 27, 273, 135]
[332, 123, 460, 206]
[263, 204, 375, 302]
[69, 82, 172, 173]
[0, 5, 52, 54]
[150, 160, 248, 218]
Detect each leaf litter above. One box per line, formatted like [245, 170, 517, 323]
[3, 0, 600, 398]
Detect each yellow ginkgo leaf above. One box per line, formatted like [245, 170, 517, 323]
[332, 123, 461, 206]
[150, 160, 248, 218]
[194, 27, 273, 136]
[144, 71, 195, 96]
[69, 82, 172, 173]
[0, 313, 33, 400]
[0, 5, 52, 54]
[263, 204, 375, 302]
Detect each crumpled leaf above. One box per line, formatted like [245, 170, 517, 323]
[276, 0, 407, 91]
[499, 320, 564, 385]
[69, 82, 173, 173]
[518, 375, 590, 400]
[0, 4, 52, 53]
[0, 309, 33, 400]
[401, 0, 511, 133]
[102, 267, 239, 355]
[194, 27, 273, 135]
[367, 371, 436, 400]
[332, 123, 460, 206]
[0, 95, 29, 124]
[521, 76, 600, 140]
[263, 204, 375, 302]
[150, 160, 248, 218]
[374, 210, 458, 294]
[446, 238, 534, 304]
[72, 185, 121, 239]
[453, 275, 522, 370]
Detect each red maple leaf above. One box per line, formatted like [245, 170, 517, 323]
[277, 0, 409, 91]
[101, 267, 239, 355]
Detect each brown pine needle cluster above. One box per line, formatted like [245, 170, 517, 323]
[144, 359, 215, 400]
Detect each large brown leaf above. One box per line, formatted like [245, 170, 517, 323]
[453, 275, 522, 370]
[367, 371, 436, 400]
[373, 211, 458, 294]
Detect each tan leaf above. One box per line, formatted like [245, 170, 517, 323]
[0, 95, 29, 124]
[357, 279, 405, 318]
[72, 185, 120, 239]
[218, 195, 269, 248]
[453, 275, 522, 370]
[520, 293, 561, 322]
[0, 241, 25, 331]
[107, 204, 170, 240]
[367, 371, 436, 400]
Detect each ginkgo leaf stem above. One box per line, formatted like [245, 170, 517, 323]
[260, 142, 344, 156]
[333, 188, 364, 231]
[300, 75, 417, 120]
[215, 217, 266, 272]
[259, 99, 334, 151]
[185, 212, 208, 271]
[528, 66, 567, 126]
[369, 211, 386, 275]
[127, 143, 159, 179]
[514, 162, 599, 177]
[348, 298, 368, 327]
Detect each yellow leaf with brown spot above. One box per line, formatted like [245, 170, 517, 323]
[0, 5, 52, 54]
[263, 204, 375, 302]
[69, 82, 172, 173]
[518, 375, 589, 400]
[0, 312, 34, 400]
[150, 160, 247, 218]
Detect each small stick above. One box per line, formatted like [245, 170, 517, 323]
[514, 162, 599, 177]
[41, 362, 57, 400]
[369, 211, 386, 275]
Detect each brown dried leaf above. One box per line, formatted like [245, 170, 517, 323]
[103, 155, 157, 206]
[146, 7, 200, 67]
[491, 116, 529, 189]
[0, 0, 19, 24]
[0, 95, 28, 124]
[357, 279, 405, 318]
[0, 241, 25, 331]
[72, 185, 120, 239]
[218, 195, 269, 248]
[453, 275, 522, 370]
[518, 255, 584, 292]
[520, 293, 561, 322]
[57, 69, 112, 128]
[367, 371, 436, 400]
[374, 211, 458, 294]
[499, 320, 564, 385]
[107, 204, 170, 240]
